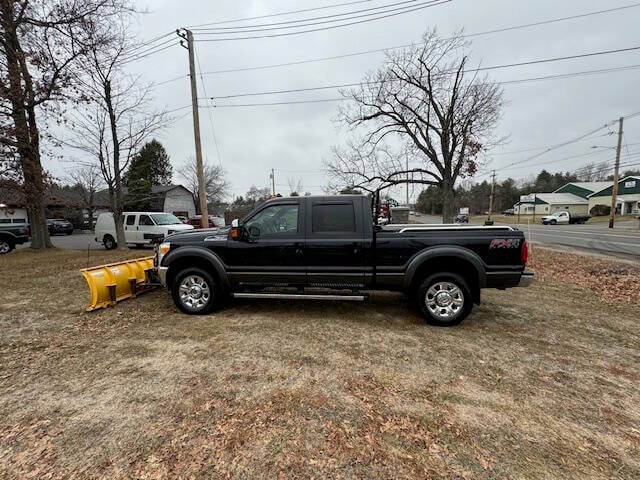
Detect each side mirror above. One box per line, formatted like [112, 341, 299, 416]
[248, 225, 260, 238]
[230, 218, 241, 240]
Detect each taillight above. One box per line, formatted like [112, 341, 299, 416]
[521, 240, 529, 264]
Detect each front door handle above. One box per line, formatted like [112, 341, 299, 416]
[294, 242, 304, 256]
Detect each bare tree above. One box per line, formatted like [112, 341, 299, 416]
[337, 30, 504, 222]
[0, 0, 127, 249]
[65, 23, 167, 249]
[578, 161, 610, 182]
[326, 141, 439, 194]
[66, 163, 104, 226]
[177, 157, 229, 210]
[287, 177, 303, 196]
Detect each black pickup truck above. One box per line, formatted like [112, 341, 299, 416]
[0, 219, 29, 254]
[155, 195, 533, 326]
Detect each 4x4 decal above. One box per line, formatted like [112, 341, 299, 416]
[489, 238, 521, 249]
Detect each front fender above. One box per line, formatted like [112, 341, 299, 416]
[161, 246, 230, 289]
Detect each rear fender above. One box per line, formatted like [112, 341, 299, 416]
[403, 246, 486, 292]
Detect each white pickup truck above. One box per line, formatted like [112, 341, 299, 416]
[540, 211, 590, 225]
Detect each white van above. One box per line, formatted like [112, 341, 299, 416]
[95, 212, 194, 250]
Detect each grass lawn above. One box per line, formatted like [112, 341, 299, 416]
[1, 247, 639, 478]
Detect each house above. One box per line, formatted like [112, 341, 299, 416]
[587, 176, 640, 215]
[513, 193, 589, 216]
[149, 185, 196, 218]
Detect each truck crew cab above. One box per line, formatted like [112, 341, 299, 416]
[155, 195, 533, 326]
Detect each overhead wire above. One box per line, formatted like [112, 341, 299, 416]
[195, 48, 224, 167]
[188, 0, 376, 28]
[192, 0, 442, 34]
[192, 0, 450, 42]
[202, 62, 640, 101]
[190, 3, 640, 70]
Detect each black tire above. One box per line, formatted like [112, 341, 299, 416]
[416, 273, 473, 327]
[0, 238, 14, 255]
[66, 231, 73, 235]
[550, 219, 557, 225]
[171, 267, 221, 315]
[103, 234, 117, 250]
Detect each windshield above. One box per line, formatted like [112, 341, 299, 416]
[151, 213, 182, 226]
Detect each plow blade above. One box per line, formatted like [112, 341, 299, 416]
[81, 256, 158, 312]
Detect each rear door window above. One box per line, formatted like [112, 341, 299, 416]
[312, 203, 356, 233]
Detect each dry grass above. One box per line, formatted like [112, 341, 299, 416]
[1, 247, 639, 479]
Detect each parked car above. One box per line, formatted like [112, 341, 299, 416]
[0, 218, 29, 254]
[95, 212, 194, 250]
[541, 211, 590, 225]
[176, 216, 188, 224]
[502, 208, 515, 216]
[154, 195, 533, 326]
[46, 218, 74, 235]
[455, 213, 469, 223]
[186, 215, 226, 229]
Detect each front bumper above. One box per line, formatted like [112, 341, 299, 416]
[517, 272, 534, 287]
[157, 266, 168, 287]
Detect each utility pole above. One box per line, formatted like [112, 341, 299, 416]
[609, 116, 624, 229]
[270, 169, 276, 196]
[488, 170, 496, 221]
[178, 29, 209, 228]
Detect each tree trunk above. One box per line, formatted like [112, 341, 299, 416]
[441, 176, 455, 224]
[104, 80, 127, 250]
[1, 3, 52, 250]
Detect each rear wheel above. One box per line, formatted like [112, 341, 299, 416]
[103, 234, 116, 250]
[171, 267, 221, 315]
[0, 238, 14, 255]
[416, 273, 473, 326]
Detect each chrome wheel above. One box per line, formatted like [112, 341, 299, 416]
[425, 282, 464, 321]
[0, 240, 11, 254]
[179, 275, 211, 310]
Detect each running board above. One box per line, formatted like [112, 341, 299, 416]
[232, 293, 367, 301]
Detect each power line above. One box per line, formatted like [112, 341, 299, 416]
[190, 3, 640, 71]
[119, 40, 179, 64]
[208, 98, 344, 108]
[193, 0, 439, 33]
[195, 48, 224, 167]
[192, 0, 450, 42]
[206, 62, 640, 100]
[187, 0, 376, 28]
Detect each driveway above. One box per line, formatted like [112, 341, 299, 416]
[18, 232, 154, 251]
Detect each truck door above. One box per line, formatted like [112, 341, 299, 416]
[124, 214, 137, 243]
[223, 201, 306, 288]
[304, 198, 366, 289]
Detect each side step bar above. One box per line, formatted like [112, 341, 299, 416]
[232, 293, 367, 301]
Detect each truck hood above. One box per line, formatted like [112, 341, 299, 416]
[165, 226, 230, 243]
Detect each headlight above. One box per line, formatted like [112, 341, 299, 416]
[157, 242, 171, 265]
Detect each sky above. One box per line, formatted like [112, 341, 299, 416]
[49, 0, 640, 201]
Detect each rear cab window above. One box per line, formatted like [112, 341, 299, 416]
[307, 199, 363, 238]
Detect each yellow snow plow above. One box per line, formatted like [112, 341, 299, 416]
[81, 256, 159, 312]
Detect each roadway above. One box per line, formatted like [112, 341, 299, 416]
[412, 214, 640, 259]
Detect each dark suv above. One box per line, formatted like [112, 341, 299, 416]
[46, 218, 74, 235]
[0, 218, 29, 254]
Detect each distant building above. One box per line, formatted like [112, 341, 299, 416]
[554, 181, 612, 199]
[96, 184, 196, 219]
[587, 176, 640, 215]
[513, 193, 588, 216]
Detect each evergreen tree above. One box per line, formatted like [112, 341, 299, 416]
[124, 140, 172, 210]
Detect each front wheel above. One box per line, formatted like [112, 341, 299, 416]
[416, 273, 473, 326]
[550, 219, 557, 225]
[0, 239, 14, 255]
[171, 267, 221, 315]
